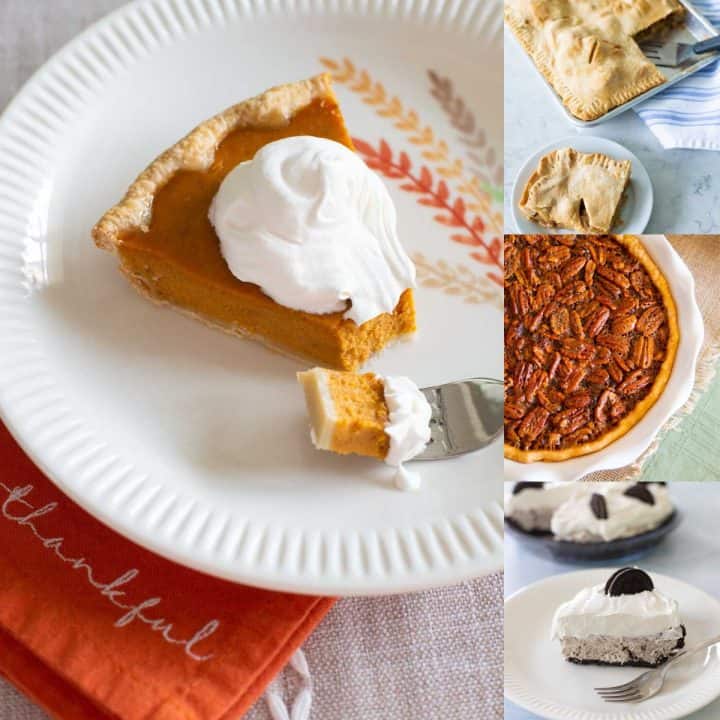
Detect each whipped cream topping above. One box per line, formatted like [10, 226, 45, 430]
[382, 376, 432, 491]
[552, 582, 681, 639]
[209, 135, 416, 326]
[551, 482, 672, 543]
[504, 482, 580, 516]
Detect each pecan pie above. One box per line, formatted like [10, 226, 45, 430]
[520, 148, 631, 233]
[505, 235, 679, 463]
[505, 0, 686, 121]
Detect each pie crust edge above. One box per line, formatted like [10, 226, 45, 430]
[92, 73, 337, 252]
[504, 8, 667, 122]
[504, 235, 680, 464]
[519, 148, 632, 233]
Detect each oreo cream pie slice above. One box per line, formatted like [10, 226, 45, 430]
[552, 568, 686, 667]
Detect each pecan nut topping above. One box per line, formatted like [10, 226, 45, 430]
[504, 235, 679, 463]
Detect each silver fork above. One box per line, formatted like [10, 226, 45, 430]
[413, 378, 503, 460]
[595, 634, 720, 704]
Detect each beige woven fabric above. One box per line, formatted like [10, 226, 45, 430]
[585, 236, 720, 481]
[246, 574, 504, 720]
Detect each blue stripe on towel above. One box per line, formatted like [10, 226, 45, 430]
[634, 0, 720, 149]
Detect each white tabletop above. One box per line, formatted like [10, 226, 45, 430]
[504, 482, 720, 720]
[504, 29, 720, 235]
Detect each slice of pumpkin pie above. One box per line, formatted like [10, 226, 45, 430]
[93, 75, 416, 370]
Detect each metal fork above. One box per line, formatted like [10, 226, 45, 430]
[595, 634, 720, 704]
[412, 378, 503, 460]
[640, 35, 720, 67]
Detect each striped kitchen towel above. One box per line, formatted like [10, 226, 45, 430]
[635, 0, 720, 150]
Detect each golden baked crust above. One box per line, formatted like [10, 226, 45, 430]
[93, 74, 336, 250]
[504, 235, 679, 463]
[504, 0, 685, 121]
[520, 148, 631, 233]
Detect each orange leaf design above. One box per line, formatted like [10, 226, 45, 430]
[366, 82, 387, 105]
[396, 110, 419, 131]
[380, 97, 403, 118]
[320, 57, 501, 232]
[352, 70, 372, 93]
[410, 126, 434, 146]
[352, 136, 502, 280]
[413, 252, 502, 304]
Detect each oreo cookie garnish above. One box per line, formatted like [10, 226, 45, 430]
[605, 567, 654, 596]
[512, 482, 545, 495]
[623, 483, 655, 506]
[590, 493, 608, 520]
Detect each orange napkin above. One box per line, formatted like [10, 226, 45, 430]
[0, 422, 335, 720]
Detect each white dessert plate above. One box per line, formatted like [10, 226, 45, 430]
[505, 569, 720, 720]
[504, 235, 704, 483]
[511, 136, 653, 235]
[0, 0, 504, 594]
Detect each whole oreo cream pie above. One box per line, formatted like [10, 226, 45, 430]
[552, 568, 685, 667]
[551, 482, 673, 543]
[505, 481, 673, 540]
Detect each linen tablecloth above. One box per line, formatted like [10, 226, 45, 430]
[0, 2, 503, 718]
[586, 236, 720, 482]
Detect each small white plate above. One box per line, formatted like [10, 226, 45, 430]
[0, 0, 504, 595]
[505, 569, 720, 720]
[504, 235, 704, 483]
[511, 136, 653, 234]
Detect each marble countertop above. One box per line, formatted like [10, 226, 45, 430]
[504, 482, 720, 720]
[504, 29, 720, 235]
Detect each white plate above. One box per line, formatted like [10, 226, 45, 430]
[0, 0, 504, 595]
[504, 235, 704, 483]
[505, 568, 720, 720]
[511, 136, 653, 235]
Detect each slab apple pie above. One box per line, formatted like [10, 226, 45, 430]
[505, 0, 686, 121]
[504, 235, 679, 463]
[520, 148, 631, 233]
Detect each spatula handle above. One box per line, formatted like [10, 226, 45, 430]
[693, 35, 720, 54]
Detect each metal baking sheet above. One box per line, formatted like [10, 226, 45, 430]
[509, 0, 720, 127]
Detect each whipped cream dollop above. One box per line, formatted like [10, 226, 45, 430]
[382, 376, 432, 491]
[209, 135, 416, 325]
[551, 583, 681, 640]
[504, 482, 580, 515]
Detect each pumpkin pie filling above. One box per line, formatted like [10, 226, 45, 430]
[96, 78, 416, 370]
[297, 368, 390, 460]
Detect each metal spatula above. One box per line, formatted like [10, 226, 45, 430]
[641, 34, 720, 67]
[412, 378, 503, 461]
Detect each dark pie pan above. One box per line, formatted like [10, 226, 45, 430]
[505, 510, 681, 563]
